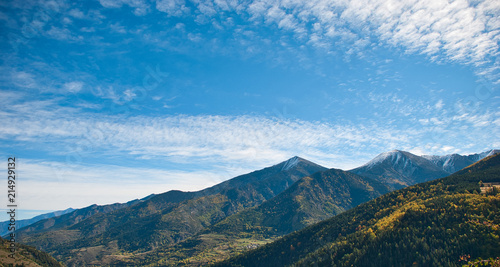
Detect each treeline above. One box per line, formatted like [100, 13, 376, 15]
[294, 193, 500, 266]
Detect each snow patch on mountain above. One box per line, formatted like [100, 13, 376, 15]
[479, 149, 500, 159]
[422, 149, 499, 173]
[282, 156, 301, 171]
[360, 149, 499, 175]
[362, 150, 406, 169]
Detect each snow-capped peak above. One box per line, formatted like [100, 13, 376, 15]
[362, 150, 404, 168]
[281, 156, 301, 171]
[416, 149, 498, 173]
[478, 149, 500, 159]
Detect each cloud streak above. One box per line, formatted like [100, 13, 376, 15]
[144, 0, 500, 82]
[1, 93, 496, 170]
[2, 101, 495, 213]
[5, 0, 499, 82]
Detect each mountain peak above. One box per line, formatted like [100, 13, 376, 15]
[281, 156, 302, 171]
[351, 150, 448, 189]
[482, 149, 500, 158]
[352, 149, 499, 189]
[361, 150, 415, 169]
[221, 150, 500, 267]
[422, 149, 500, 173]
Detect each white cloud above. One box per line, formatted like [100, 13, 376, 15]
[156, 0, 189, 16]
[11, 71, 37, 89]
[7, 0, 499, 83]
[147, 0, 500, 82]
[99, 0, 123, 8]
[68, 8, 85, 19]
[46, 26, 82, 41]
[187, 32, 202, 42]
[435, 99, 444, 110]
[342, 0, 498, 80]
[64, 81, 84, 93]
[110, 22, 127, 34]
[80, 26, 95, 32]
[123, 88, 137, 100]
[91, 86, 139, 104]
[0, 99, 384, 167]
[1, 95, 496, 171]
[99, 0, 150, 15]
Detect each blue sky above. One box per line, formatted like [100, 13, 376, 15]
[0, 0, 499, 219]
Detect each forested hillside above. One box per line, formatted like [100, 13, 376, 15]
[17, 157, 326, 266]
[0, 237, 63, 267]
[116, 168, 390, 266]
[217, 153, 500, 266]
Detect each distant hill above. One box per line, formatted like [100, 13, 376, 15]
[15, 198, 143, 235]
[17, 156, 326, 266]
[423, 149, 499, 173]
[350, 149, 498, 189]
[217, 153, 500, 266]
[121, 168, 391, 266]
[0, 237, 63, 267]
[0, 208, 75, 237]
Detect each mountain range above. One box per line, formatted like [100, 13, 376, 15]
[216, 152, 500, 266]
[7, 149, 498, 266]
[116, 168, 391, 266]
[0, 208, 75, 237]
[350, 149, 498, 189]
[16, 156, 327, 266]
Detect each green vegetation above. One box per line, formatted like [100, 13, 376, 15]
[463, 257, 500, 267]
[0, 237, 63, 267]
[110, 168, 390, 266]
[216, 153, 500, 267]
[17, 158, 326, 266]
[15, 154, 499, 266]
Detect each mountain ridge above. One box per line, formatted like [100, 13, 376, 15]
[17, 156, 327, 266]
[0, 208, 75, 237]
[216, 153, 500, 267]
[423, 149, 499, 173]
[111, 167, 392, 266]
[350, 149, 498, 189]
[13, 150, 498, 266]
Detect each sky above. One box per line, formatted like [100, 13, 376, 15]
[0, 0, 499, 220]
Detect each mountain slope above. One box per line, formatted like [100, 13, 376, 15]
[217, 153, 500, 267]
[208, 168, 391, 236]
[350, 149, 497, 189]
[0, 237, 63, 267]
[127, 168, 391, 266]
[17, 157, 326, 266]
[0, 208, 75, 237]
[423, 149, 499, 173]
[15, 198, 144, 235]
